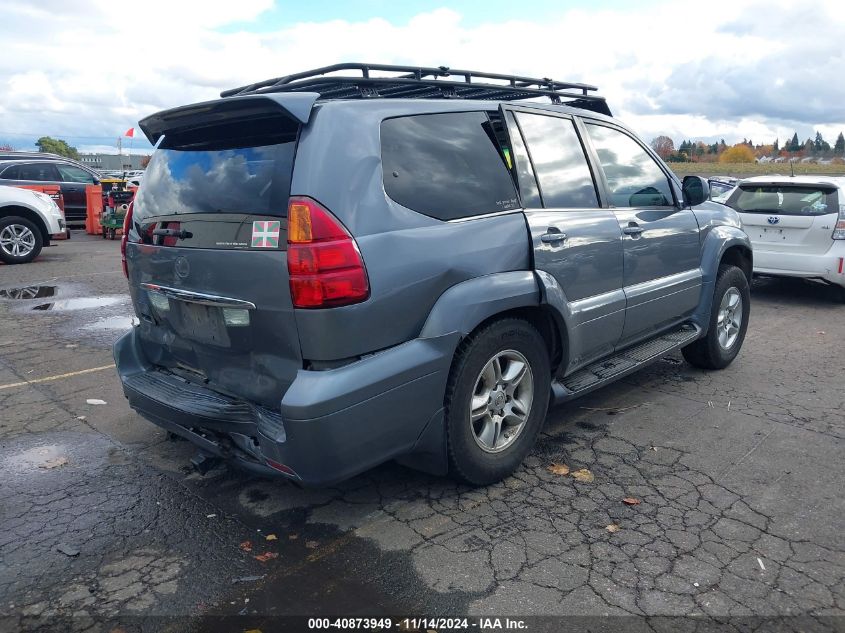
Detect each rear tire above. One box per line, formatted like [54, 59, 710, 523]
[0, 216, 43, 264]
[445, 318, 551, 486]
[683, 264, 750, 370]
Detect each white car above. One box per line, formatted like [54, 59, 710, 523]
[0, 185, 65, 264]
[725, 175, 845, 300]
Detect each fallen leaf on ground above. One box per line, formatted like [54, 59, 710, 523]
[817, 331, 826, 335]
[288, 534, 299, 540]
[86, 399, 107, 405]
[570, 468, 594, 483]
[265, 534, 277, 541]
[76, 416, 86, 421]
[254, 552, 278, 562]
[239, 540, 253, 552]
[65, 344, 78, 349]
[605, 523, 622, 533]
[547, 463, 570, 476]
[56, 543, 80, 556]
[622, 497, 642, 506]
[206, 514, 216, 519]
[40, 456, 68, 469]
[305, 540, 319, 549]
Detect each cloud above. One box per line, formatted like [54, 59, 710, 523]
[0, 0, 843, 151]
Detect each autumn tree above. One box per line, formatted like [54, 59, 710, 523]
[140, 155, 152, 168]
[650, 135, 675, 160]
[718, 144, 756, 163]
[35, 136, 79, 159]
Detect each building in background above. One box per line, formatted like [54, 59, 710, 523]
[79, 153, 148, 170]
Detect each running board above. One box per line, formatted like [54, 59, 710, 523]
[552, 323, 700, 403]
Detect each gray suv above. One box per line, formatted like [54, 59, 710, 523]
[114, 64, 752, 486]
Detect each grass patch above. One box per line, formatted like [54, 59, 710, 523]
[670, 162, 845, 178]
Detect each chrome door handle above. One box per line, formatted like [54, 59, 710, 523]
[623, 224, 644, 236]
[541, 231, 567, 244]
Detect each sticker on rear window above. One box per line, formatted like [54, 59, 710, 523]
[251, 220, 281, 248]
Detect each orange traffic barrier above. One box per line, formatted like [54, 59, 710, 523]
[85, 185, 104, 236]
[13, 184, 68, 239]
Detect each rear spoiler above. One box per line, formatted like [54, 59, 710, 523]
[138, 93, 319, 145]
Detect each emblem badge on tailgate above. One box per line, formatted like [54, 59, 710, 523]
[767, 216, 780, 225]
[174, 256, 190, 278]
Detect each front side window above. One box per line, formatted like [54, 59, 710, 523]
[586, 124, 674, 207]
[381, 111, 519, 221]
[56, 164, 97, 184]
[727, 185, 837, 216]
[515, 112, 598, 209]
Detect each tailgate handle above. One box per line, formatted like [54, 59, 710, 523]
[141, 283, 256, 310]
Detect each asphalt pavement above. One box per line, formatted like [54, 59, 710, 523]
[1, 233, 843, 632]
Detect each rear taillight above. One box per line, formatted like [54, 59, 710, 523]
[287, 196, 369, 309]
[833, 205, 845, 240]
[121, 201, 134, 278]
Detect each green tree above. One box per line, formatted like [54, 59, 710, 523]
[35, 136, 79, 160]
[787, 132, 800, 152]
[773, 138, 779, 153]
[834, 132, 844, 155]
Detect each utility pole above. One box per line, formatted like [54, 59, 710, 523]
[117, 136, 122, 159]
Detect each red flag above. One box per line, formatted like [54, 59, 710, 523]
[124, 127, 135, 138]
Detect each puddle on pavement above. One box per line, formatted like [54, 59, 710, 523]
[0, 285, 57, 300]
[81, 315, 139, 331]
[5, 444, 69, 472]
[32, 296, 126, 311]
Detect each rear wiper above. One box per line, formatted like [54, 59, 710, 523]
[153, 227, 193, 239]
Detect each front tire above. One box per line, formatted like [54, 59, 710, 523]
[445, 318, 551, 485]
[0, 216, 43, 264]
[683, 264, 750, 369]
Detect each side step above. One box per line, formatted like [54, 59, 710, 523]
[552, 324, 700, 403]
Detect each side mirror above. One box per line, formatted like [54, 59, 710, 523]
[682, 176, 709, 207]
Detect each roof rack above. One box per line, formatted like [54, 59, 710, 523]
[220, 63, 611, 115]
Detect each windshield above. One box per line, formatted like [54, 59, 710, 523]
[727, 185, 837, 216]
[133, 141, 295, 222]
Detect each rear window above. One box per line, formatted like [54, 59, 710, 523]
[134, 118, 297, 222]
[381, 112, 519, 221]
[727, 185, 837, 216]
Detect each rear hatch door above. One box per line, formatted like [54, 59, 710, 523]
[127, 96, 317, 408]
[728, 183, 839, 255]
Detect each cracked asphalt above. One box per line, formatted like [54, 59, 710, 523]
[1, 233, 843, 632]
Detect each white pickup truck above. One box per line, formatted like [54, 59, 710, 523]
[0, 185, 65, 264]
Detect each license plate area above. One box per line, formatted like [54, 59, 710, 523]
[177, 302, 231, 347]
[758, 228, 786, 242]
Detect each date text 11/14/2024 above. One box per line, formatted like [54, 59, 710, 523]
[307, 617, 528, 630]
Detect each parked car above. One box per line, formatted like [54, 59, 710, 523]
[114, 64, 753, 486]
[725, 175, 845, 300]
[708, 177, 739, 203]
[0, 184, 65, 263]
[0, 159, 101, 227]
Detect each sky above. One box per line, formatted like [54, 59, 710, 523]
[0, 0, 843, 156]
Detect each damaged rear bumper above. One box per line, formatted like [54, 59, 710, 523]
[113, 327, 457, 486]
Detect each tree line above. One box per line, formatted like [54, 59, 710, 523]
[651, 131, 845, 163]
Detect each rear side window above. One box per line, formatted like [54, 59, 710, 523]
[727, 185, 837, 216]
[56, 164, 97, 184]
[2, 163, 60, 182]
[381, 112, 519, 221]
[515, 112, 598, 208]
[134, 118, 298, 223]
[585, 124, 674, 207]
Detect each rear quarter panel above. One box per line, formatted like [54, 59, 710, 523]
[291, 101, 531, 361]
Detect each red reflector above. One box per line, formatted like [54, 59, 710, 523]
[839, 257, 843, 275]
[289, 269, 369, 308]
[266, 459, 298, 477]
